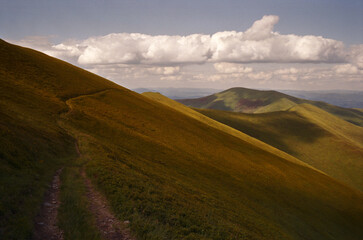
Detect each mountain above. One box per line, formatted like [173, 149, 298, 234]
[195, 104, 363, 192]
[1, 39, 363, 240]
[177, 87, 363, 126]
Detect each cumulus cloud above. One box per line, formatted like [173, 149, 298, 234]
[244, 15, 279, 41]
[347, 45, 363, 69]
[214, 62, 253, 73]
[52, 33, 211, 65]
[45, 42, 83, 59]
[85, 65, 181, 83]
[9, 16, 362, 89]
[247, 72, 273, 80]
[16, 15, 353, 66]
[147, 66, 180, 75]
[274, 67, 299, 75]
[333, 64, 359, 74]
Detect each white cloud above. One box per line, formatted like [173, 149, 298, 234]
[274, 68, 299, 75]
[160, 75, 183, 81]
[247, 72, 273, 80]
[244, 15, 279, 41]
[84, 65, 182, 84]
[347, 45, 363, 69]
[44, 42, 83, 59]
[214, 62, 253, 73]
[8, 16, 362, 89]
[70, 33, 211, 65]
[333, 64, 359, 74]
[147, 66, 180, 75]
[13, 15, 352, 66]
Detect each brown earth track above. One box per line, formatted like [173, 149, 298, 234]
[34, 90, 135, 240]
[81, 169, 134, 240]
[33, 168, 64, 240]
[71, 115, 134, 239]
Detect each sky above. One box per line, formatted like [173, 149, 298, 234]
[1, 0, 362, 90]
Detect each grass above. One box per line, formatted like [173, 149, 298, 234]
[0, 39, 115, 239]
[64, 89, 363, 239]
[0, 71, 76, 239]
[142, 92, 314, 169]
[195, 104, 363, 191]
[58, 166, 101, 240]
[1, 39, 363, 240]
[0, 157, 70, 239]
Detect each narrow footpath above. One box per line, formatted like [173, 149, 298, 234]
[81, 170, 134, 240]
[33, 89, 135, 239]
[61, 88, 134, 239]
[33, 168, 64, 240]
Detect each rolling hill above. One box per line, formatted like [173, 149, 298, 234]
[141, 92, 321, 171]
[195, 104, 363, 192]
[177, 87, 363, 126]
[1, 39, 363, 240]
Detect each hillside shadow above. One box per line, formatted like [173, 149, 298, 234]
[200, 111, 328, 157]
[267, 112, 328, 143]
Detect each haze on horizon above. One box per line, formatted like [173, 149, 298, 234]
[1, 0, 362, 90]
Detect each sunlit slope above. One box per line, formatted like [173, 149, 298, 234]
[178, 87, 363, 126]
[196, 104, 363, 191]
[142, 92, 319, 170]
[1, 39, 363, 240]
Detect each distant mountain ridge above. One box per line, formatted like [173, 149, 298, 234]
[177, 87, 363, 126]
[281, 90, 363, 109]
[134, 87, 363, 109]
[133, 87, 221, 99]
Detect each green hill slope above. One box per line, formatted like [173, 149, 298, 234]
[1, 40, 363, 240]
[196, 104, 363, 191]
[142, 92, 320, 171]
[178, 87, 363, 126]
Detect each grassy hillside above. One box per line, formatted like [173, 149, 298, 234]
[0, 39, 122, 239]
[1, 39, 363, 240]
[142, 92, 319, 171]
[178, 87, 363, 126]
[196, 104, 363, 191]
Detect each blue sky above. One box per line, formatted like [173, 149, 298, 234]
[1, 0, 362, 90]
[1, 0, 362, 43]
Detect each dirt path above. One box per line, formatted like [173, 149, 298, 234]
[33, 168, 64, 240]
[81, 170, 134, 240]
[55, 90, 134, 239]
